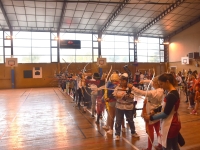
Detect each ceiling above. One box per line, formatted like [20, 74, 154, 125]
[0, 0, 200, 38]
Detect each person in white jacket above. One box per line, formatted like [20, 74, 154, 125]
[128, 76, 164, 150]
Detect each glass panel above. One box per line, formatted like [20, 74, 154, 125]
[129, 36, 134, 42]
[130, 43, 134, 49]
[160, 45, 164, 50]
[101, 42, 114, 48]
[51, 40, 57, 47]
[138, 56, 147, 62]
[13, 31, 31, 39]
[148, 56, 160, 62]
[32, 40, 50, 47]
[137, 50, 147, 55]
[13, 47, 31, 55]
[0, 47, 3, 55]
[160, 51, 164, 56]
[115, 56, 129, 62]
[14, 56, 31, 63]
[0, 31, 3, 38]
[60, 56, 75, 63]
[130, 50, 134, 55]
[93, 34, 98, 41]
[4, 40, 11, 46]
[93, 41, 98, 47]
[52, 48, 57, 55]
[52, 56, 58, 62]
[147, 44, 159, 49]
[101, 55, 114, 62]
[0, 40, 3, 46]
[115, 42, 128, 49]
[0, 56, 3, 63]
[137, 43, 147, 49]
[76, 48, 92, 55]
[130, 55, 134, 62]
[93, 55, 98, 62]
[76, 56, 92, 62]
[32, 56, 51, 63]
[60, 49, 75, 55]
[60, 33, 76, 40]
[160, 57, 164, 62]
[93, 49, 98, 55]
[101, 49, 114, 55]
[32, 32, 50, 39]
[32, 48, 50, 55]
[138, 37, 147, 43]
[115, 49, 129, 55]
[5, 48, 11, 55]
[148, 50, 160, 56]
[102, 35, 114, 41]
[148, 38, 159, 44]
[115, 36, 128, 42]
[13, 39, 31, 47]
[51, 32, 57, 39]
[76, 33, 92, 40]
[81, 41, 92, 47]
[4, 31, 10, 38]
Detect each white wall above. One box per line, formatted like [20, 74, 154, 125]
[169, 21, 200, 62]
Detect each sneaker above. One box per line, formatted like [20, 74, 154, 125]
[132, 132, 140, 138]
[107, 129, 113, 135]
[91, 115, 95, 118]
[122, 127, 125, 132]
[102, 125, 109, 130]
[115, 135, 120, 141]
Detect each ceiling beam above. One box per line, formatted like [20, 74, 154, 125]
[166, 16, 200, 39]
[136, 0, 186, 37]
[57, 0, 67, 33]
[0, 0, 12, 31]
[100, 0, 131, 34]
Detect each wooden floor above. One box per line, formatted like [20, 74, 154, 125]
[0, 88, 199, 150]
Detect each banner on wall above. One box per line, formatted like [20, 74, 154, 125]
[33, 67, 42, 78]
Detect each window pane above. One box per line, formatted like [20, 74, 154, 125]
[93, 34, 98, 41]
[148, 50, 160, 56]
[32, 48, 50, 55]
[14, 56, 31, 63]
[51, 40, 57, 47]
[60, 33, 75, 40]
[130, 50, 134, 55]
[102, 55, 114, 62]
[160, 51, 164, 56]
[115, 49, 129, 55]
[101, 42, 114, 48]
[148, 56, 160, 62]
[115, 56, 129, 62]
[32, 32, 50, 39]
[0, 31, 3, 38]
[14, 47, 31, 55]
[160, 45, 164, 50]
[137, 43, 147, 49]
[0, 56, 3, 63]
[0, 47, 3, 55]
[161, 57, 164, 62]
[130, 55, 134, 61]
[32, 40, 50, 47]
[138, 56, 147, 62]
[81, 41, 92, 47]
[52, 56, 58, 62]
[93, 42, 98, 47]
[32, 56, 50, 63]
[102, 35, 114, 41]
[115, 42, 128, 49]
[4, 31, 10, 38]
[52, 48, 57, 55]
[137, 50, 147, 55]
[13, 31, 31, 39]
[93, 55, 98, 62]
[76, 33, 92, 40]
[93, 49, 98, 55]
[76, 56, 92, 62]
[60, 56, 75, 62]
[148, 38, 159, 43]
[101, 49, 114, 55]
[148, 44, 159, 49]
[51, 33, 57, 39]
[138, 37, 147, 43]
[13, 39, 31, 47]
[115, 36, 128, 42]
[60, 49, 75, 55]
[5, 48, 11, 55]
[130, 43, 134, 49]
[5, 40, 11, 46]
[76, 48, 92, 55]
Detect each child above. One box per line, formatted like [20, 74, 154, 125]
[190, 83, 200, 115]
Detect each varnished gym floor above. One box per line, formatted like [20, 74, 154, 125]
[0, 88, 200, 150]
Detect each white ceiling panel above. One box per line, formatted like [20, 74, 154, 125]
[104, 5, 116, 13]
[95, 5, 107, 12]
[65, 10, 74, 17]
[4, 6, 15, 13]
[35, 2, 45, 8]
[25, 7, 35, 15]
[28, 22, 36, 27]
[13, 1, 24, 7]
[18, 21, 27, 26]
[55, 9, 62, 16]
[7, 14, 17, 20]
[14, 7, 25, 14]
[66, 3, 77, 10]
[74, 11, 84, 17]
[46, 2, 57, 8]
[27, 15, 36, 22]
[76, 3, 87, 11]
[85, 4, 97, 11]
[46, 9, 56, 16]
[36, 8, 45, 15]
[24, 1, 35, 7]
[36, 16, 45, 22]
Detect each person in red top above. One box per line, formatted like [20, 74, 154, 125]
[144, 73, 182, 149]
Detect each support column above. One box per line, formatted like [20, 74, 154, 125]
[98, 32, 102, 57]
[11, 68, 15, 88]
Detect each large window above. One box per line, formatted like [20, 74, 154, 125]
[13, 31, 51, 63]
[60, 33, 92, 63]
[0, 31, 3, 63]
[101, 35, 129, 62]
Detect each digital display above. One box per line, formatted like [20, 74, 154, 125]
[60, 40, 81, 49]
